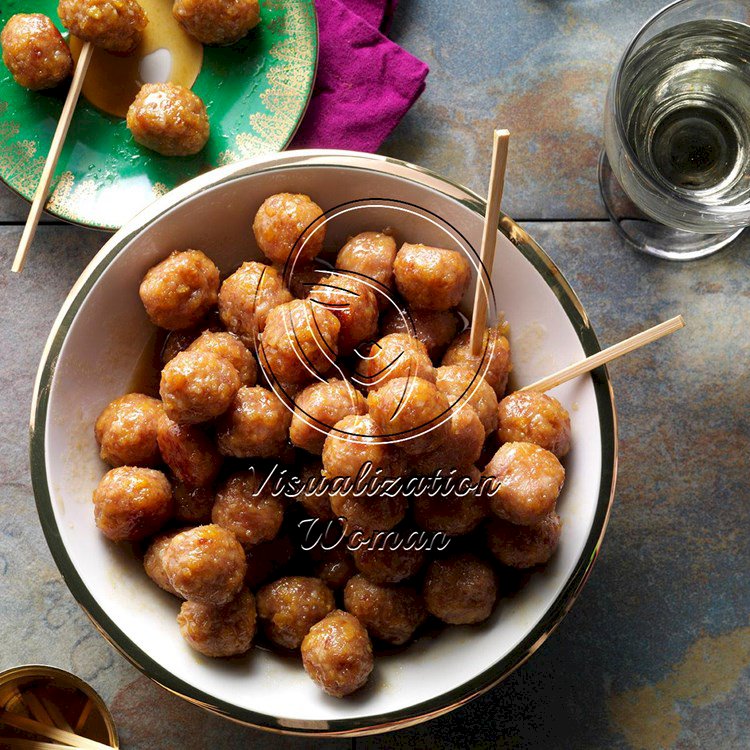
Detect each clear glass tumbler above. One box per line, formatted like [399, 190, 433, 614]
[600, 0, 750, 260]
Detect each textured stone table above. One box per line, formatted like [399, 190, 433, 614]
[1, 1, 748, 748]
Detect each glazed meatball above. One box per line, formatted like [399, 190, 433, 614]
[160, 349, 240, 424]
[352, 542, 424, 584]
[442, 325, 512, 398]
[127, 83, 209, 156]
[139, 250, 219, 331]
[188, 331, 257, 386]
[379, 307, 461, 361]
[423, 554, 497, 625]
[290, 379, 367, 454]
[143, 529, 184, 595]
[178, 588, 256, 657]
[413, 466, 488, 536]
[1, 14, 72, 90]
[58, 0, 147, 54]
[393, 243, 471, 311]
[245, 534, 295, 589]
[157, 415, 222, 487]
[484, 441, 565, 526]
[163, 524, 246, 606]
[322, 414, 404, 480]
[335, 231, 397, 307]
[497, 391, 571, 458]
[487, 513, 562, 569]
[256, 576, 335, 649]
[308, 273, 379, 355]
[93, 467, 173, 542]
[344, 575, 426, 645]
[160, 312, 222, 365]
[435, 365, 498, 436]
[296, 461, 334, 520]
[301, 610, 373, 697]
[95, 393, 162, 467]
[216, 386, 292, 458]
[173, 0, 259, 45]
[412, 405, 484, 474]
[313, 547, 357, 590]
[173, 481, 214, 524]
[260, 299, 340, 386]
[253, 193, 325, 265]
[330, 490, 407, 538]
[367, 376, 450, 455]
[212, 471, 284, 547]
[356, 333, 435, 391]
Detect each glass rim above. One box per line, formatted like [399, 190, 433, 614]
[611, 0, 750, 219]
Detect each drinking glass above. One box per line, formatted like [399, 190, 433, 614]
[600, 0, 750, 260]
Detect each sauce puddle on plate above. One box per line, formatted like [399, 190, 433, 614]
[69, 0, 203, 119]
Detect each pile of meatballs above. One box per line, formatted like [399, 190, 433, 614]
[1, 0, 262, 156]
[90, 191, 572, 699]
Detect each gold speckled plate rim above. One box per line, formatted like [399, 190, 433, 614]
[30, 149, 618, 737]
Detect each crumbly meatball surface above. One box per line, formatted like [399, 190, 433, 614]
[95, 393, 162, 467]
[1, 14, 73, 90]
[163, 524, 247, 606]
[335, 232, 397, 311]
[173, 0, 260, 45]
[93, 467, 173, 542]
[352, 542, 424, 584]
[253, 193, 325, 265]
[497, 391, 571, 458]
[127, 83, 209, 156]
[412, 404, 484, 474]
[330, 490, 407, 537]
[143, 529, 184, 595]
[257, 576, 335, 649]
[160, 349, 240, 424]
[173, 481, 214, 524]
[484, 441, 565, 526]
[379, 307, 461, 361]
[178, 588, 257, 657]
[157, 415, 222, 487]
[295, 461, 334, 520]
[442, 325, 512, 398]
[344, 575, 426, 645]
[423, 554, 497, 625]
[290, 379, 367, 455]
[58, 0, 147, 54]
[356, 333, 435, 391]
[188, 331, 257, 386]
[435, 365, 498, 436]
[301, 610, 373, 697]
[367, 376, 450, 455]
[308, 273, 379, 354]
[139, 250, 219, 331]
[393, 243, 471, 311]
[218, 262, 292, 345]
[412, 466, 488, 536]
[216, 386, 292, 458]
[212, 471, 285, 547]
[487, 513, 562, 569]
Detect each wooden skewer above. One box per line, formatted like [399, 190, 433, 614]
[470, 128, 510, 357]
[12, 41, 94, 274]
[18, 694, 54, 729]
[520, 315, 685, 393]
[39, 699, 73, 734]
[0, 711, 112, 750]
[72, 702, 91, 735]
[0, 739, 75, 750]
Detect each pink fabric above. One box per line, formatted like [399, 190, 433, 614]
[290, 0, 428, 153]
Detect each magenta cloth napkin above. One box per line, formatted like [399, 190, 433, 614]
[290, 0, 428, 153]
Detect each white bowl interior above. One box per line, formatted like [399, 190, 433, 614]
[43, 164, 604, 726]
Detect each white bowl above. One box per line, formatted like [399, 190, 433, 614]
[31, 150, 617, 736]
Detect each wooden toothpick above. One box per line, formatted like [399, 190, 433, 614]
[470, 128, 510, 356]
[520, 315, 686, 393]
[12, 41, 94, 274]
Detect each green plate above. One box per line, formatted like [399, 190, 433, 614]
[0, 0, 317, 230]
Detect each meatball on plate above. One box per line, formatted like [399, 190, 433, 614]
[31, 152, 616, 735]
[0, 0, 317, 229]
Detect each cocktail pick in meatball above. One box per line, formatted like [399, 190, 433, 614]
[58, 0, 148, 54]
